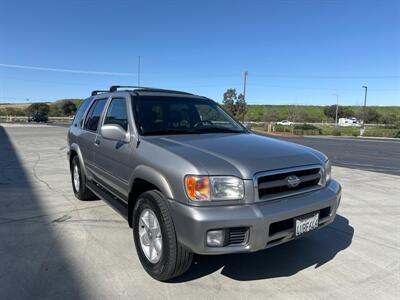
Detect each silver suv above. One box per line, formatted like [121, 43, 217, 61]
[68, 86, 341, 281]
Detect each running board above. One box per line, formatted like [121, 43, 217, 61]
[87, 181, 128, 221]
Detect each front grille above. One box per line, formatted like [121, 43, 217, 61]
[226, 227, 249, 246]
[256, 166, 323, 201]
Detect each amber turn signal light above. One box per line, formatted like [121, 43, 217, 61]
[185, 176, 210, 201]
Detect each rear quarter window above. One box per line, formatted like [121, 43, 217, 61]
[83, 99, 107, 132]
[72, 98, 92, 127]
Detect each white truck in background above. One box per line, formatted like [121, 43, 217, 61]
[338, 117, 361, 127]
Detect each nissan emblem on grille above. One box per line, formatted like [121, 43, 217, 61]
[286, 175, 301, 188]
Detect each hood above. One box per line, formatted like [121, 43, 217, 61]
[144, 133, 326, 179]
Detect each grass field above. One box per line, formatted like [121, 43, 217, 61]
[254, 124, 399, 138]
[246, 104, 400, 122]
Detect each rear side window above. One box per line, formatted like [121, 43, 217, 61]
[104, 98, 128, 131]
[72, 98, 92, 127]
[84, 99, 107, 131]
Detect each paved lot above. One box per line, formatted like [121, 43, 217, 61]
[265, 134, 400, 176]
[0, 125, 399, 299]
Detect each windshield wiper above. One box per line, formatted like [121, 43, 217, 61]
[192, 127, 244, 133]
[143, 128, 197, 136]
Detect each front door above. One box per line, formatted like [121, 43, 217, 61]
[92, 97, 133, 201]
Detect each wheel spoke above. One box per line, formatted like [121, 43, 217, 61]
[152, 225, 161, 238]
[73, 165, 80, 191]
[139, 230, 150, 246]
[141, 214, 151, 231]
[149, 243, 155, 260]
[153, 237, 162, 254]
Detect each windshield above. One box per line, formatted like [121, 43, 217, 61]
[134, 96, 245, 136]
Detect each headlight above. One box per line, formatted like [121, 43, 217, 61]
[325, 160, 332, 183]
[185, 175, 244, 201]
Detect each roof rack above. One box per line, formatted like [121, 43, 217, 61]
[91, 90, 109, 96]
[109, 85, 193, 95]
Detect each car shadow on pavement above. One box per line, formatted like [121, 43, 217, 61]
[171, 214, 353, 282]
[0, 126, 84, 299]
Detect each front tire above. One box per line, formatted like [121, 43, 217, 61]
[133, 190, 193, 281]
[70, 156, 95, 200]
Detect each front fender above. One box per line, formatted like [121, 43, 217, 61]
[130, 165, 174, 199]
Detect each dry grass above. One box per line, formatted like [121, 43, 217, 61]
[0, 103, 30, 109]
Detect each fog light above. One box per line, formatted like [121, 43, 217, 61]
[206, 230, 225, 247]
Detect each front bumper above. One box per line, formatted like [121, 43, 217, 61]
[169, 179, 341, 255]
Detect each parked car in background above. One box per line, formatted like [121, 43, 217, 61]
[68, 86, 341, 281]
[338, 117, 361, 127]
[28, 112, 48, 123]
[276, 120, 293, 126]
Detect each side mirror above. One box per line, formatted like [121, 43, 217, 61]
[101, 124, 130, 142]
[244, 123, 252, 130]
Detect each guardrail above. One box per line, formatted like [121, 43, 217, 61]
[0, 116, 72, 124]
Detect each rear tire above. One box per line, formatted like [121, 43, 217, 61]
[70, 156, 95, 200]
[133, 190, 193, 281]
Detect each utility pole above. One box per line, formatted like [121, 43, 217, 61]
[243, 71, 248, 101]
[332, 94, 339, 127]
[138, 56, 141, 87]
[362, 85, 368, 128]
[242, 71, 248, 122]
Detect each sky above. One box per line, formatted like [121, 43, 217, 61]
[0, 0, 399, 106]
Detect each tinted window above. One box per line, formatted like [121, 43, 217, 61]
[72, 98, 92, 127]
[84, 99, 107, 131]
[135, 97, 244, 135]
[104, 98, 128, 131]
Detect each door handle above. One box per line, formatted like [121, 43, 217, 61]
[95, 139, 100, 146]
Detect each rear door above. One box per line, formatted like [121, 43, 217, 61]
[92, 96, 133, 201]
[80, 98, 108, 177]
[68, 97, 92, 146]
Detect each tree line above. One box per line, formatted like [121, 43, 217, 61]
[243, 104, 399, 125]
[0, 99, 82, 117]
[220, 88, 399, 126]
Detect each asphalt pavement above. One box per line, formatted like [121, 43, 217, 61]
[270, 135, 400, 176]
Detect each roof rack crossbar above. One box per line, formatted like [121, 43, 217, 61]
[109, 85, 192, 95]
[91, 90, 109, 96]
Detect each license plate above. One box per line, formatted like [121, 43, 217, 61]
[295, 213, 319, 236]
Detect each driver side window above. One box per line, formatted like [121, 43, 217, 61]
[104, 98, 128, 131]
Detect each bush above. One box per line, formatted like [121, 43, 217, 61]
[363, 128, 399, 138]
[27, 103, 50, 116]
[292, 123, 321, 135]
[294, 123, 319, 130]
[395, 131, 400, 138]
[320, 126, 360, 136]
[273, 124, 293, 133]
